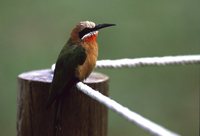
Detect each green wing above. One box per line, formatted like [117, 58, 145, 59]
[46, 43, 86, 107]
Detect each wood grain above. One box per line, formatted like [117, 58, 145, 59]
[17, 69, 109, 136]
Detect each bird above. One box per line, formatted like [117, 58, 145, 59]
[46, 21, 115, 135]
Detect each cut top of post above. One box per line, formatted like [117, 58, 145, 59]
[18, 69, 109, 84]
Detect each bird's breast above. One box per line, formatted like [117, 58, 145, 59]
[76, 42, 98, 80]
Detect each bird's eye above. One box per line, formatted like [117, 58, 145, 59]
[79, 28, 92, 39]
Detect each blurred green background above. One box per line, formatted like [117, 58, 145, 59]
[0, 0, 199, 135]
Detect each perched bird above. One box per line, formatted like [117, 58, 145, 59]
[46, 21, 115, 135]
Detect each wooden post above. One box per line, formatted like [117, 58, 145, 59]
[17, 69, 109, 136]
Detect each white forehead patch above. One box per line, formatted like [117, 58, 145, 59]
[79, 21, 96, 30]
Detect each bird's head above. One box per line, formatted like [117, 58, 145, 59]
[70, 21, 115, 43]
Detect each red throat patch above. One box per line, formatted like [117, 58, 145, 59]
[83, 34, 97, 42]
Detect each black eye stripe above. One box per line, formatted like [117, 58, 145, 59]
[79, 28, 93, 39]
[78, 24, 116, 39]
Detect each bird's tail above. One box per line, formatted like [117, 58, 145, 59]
[53, 98, 63, 136]
[46, 94, 57, 109]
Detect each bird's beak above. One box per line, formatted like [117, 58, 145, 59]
[92, 23, 116, 31]
[79, 23, 116, 39]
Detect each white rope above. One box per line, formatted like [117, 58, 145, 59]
[76, 82, 180, 136]
[96, 54, 200, 68]
[51, 55, 200, 71]
[50, 54, 199, 135]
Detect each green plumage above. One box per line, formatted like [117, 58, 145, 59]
[46, 39, 87, 108]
